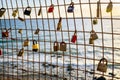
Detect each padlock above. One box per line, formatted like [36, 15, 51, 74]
[24, 6, 32, 16]
[97, 58, 108, 72]
[89, 37, 94, 44]
[32, 40, 39, 52]
[106, 2, 113, 13]
[38, 6, 42, 16]
[53, 41, 59, 51]
[2, 29, 9, 38]
[48, 4, 54, 13]
[57, 17, 62, 31]
[93, 17, 98, 25]
[34, 28, 40, 34]
[90, 30, 98, 40]
[18, 29, 22, 34]
[23, 38, 30, 47]
[71, 31, 77, 43]
[67, 2, 74, 13]
[0, 8, 6, 17]
[12, 9, 18, 17]
[18, 17, 25, 21]
[0, 48, 2, 55]
[96, 76, 106, 80]
[96, 1, 100, 18]
[60, 42, 66, 51]
[17, 48, 24, 56]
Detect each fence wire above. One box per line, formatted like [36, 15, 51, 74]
[0, 0, 120, 80]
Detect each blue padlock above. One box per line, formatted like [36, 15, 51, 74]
[24, 6, 32, 16]
[67, 2, 74, 12]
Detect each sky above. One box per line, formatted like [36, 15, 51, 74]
[0, 0, 120, 19]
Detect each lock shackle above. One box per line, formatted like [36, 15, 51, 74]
[54, 41, 58, 46]
[58, 17, 62, 23]
[99, 58, 108, 65]
[50, 4, 54, 7]
[60, 42, 66, 45]
[74, 30, 77, 35]
[90, 30, 96, 35]
[26, 6, 31, 11]
[33, 40, 37, 45]
[70, 2, 74, 7]
[0, 8, 6, 11]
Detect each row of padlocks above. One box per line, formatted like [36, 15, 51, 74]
[0, 1, 113, 19]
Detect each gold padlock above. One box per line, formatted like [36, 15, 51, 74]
[89, 37, 94, 44]
[23, 38, 30, 47]
[97, 58, 108, 73]
[106, 2, 113, 13]
[96, 1, 100, 18]
[12, 9, 18, 17]
[17, 48, 24, 56]
[18, 29, 22, 34]
[32, 40, 39, 52]
[93, 17, 98, 25]
[60, 42, 66, 51]
[34, 28, 40, 34]
[90, 30, 98, 40]
[57, 17, 62, 31]
[53, 41, 59, 51]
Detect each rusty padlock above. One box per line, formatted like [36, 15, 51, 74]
[23, 38, 30, 47]
[34, 28, 40, 34]
[93, 17, 98, 25]
[90, 30, 98, 40]
[38, 6, 42, 16]
[18, 29, 22, 34]
[53, 41, 59, 51]
[48, 4, 54, 13]
[18, 17, 25, 21]
[0, 8, 6, 17]
[0, 48, 2, 55]
[60, 42, 66, 51]
[97, 58, 108, 73]
[17, 48, 24, 56]
[67, 2, 74, 12]
[71, 31, 77, 43]
[57, 17, 62, 31]
[106, 2, 113, 13]
[96, 1, 100, 18]
[89, 37, 94, 44]
[24, 6, 32, 16]
[12, 9, 18, 17]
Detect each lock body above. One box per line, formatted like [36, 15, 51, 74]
[17, 48, 24, 56]
[67, 6, 74, 12]
[89, 37, 94, 44]
[60, 42, 66, 51]
[18, 29, 22, 34]
[97, 58, 108, 72]
[32, 40, 39, 52]
[24, 7, 32, 16]
[23, 39, 29, 47]
[0, 48, 2, 55]
[18, 17, 25, 21]
[53, 41, 59, 51]
[48, 5, 54, 13]
[34, 28, 40, 34]
[0, 8, 6, 17]
[93, 18, 98, 25]
[71, 35, 77, 43]
[90, 30, 98, 40]
[57, 22, 62, 31]
[12, 9, 18, 17]
[2, 31, 9, 38]
[106, 2, 113, 13]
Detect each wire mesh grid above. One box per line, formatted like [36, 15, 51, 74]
[0, 0, 120, 80]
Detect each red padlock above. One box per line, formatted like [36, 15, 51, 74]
[0, 48, 2, 55]
[48, 4, 54, 13]
[71, 31, 77, 43]
[2, 31, 9, 38]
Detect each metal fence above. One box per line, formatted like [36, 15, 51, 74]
[0, 0, 120, 80]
